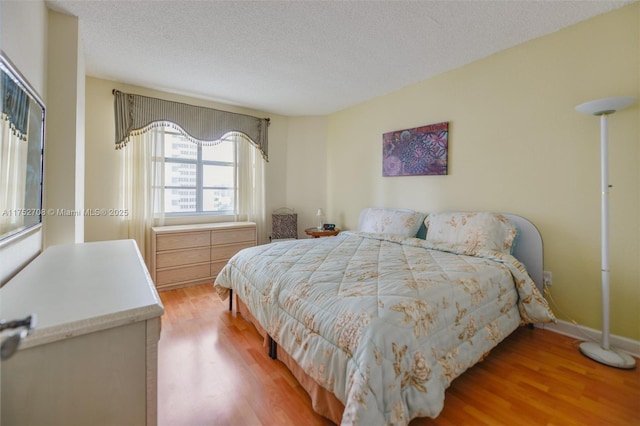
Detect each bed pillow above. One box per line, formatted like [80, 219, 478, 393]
[358, 208, 426, 237]
[424, 211, 518, 254]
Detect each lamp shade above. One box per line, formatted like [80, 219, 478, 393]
[575, 96, 636, 116]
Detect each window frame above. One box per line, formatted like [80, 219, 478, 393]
[162, 128, 237, 217]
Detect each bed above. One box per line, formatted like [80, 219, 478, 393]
[214, 209, 555, 425]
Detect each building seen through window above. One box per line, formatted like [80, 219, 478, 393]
[162, 128, 236, 215]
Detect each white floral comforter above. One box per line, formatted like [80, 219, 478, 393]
[214, 232, 555, 425]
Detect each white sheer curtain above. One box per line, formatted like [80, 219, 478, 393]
[122, 127, 165, 268]
[0, 119, 28, 235]
[121, 128, 266, 267]
[235, 133, 267, 244]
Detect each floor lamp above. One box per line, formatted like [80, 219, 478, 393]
[575, 96, 637, 369]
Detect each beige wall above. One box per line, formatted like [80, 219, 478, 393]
[326, 5, 639, 341]
[44, 9, 85, 247]
[84, 78, 298, 243]
[1, 3, 86, 282]
[84, 80, 329, 242]
[0, 0, 47, 283]
[282, 116, 328, 234]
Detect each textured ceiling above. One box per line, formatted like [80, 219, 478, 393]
[46, 0, 633, 116]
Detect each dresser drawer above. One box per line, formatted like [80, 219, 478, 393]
[210, 242, 255, 261]
[156, 247, 210, 269]
[156, 231, 210, 251]
[211, 260, 228, 278]
[212, 228, 256, 245]
[151, 222, 256, 291]
[156, 263, 211, 286]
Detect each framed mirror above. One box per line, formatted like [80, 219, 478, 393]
[0, 51, 45, 245]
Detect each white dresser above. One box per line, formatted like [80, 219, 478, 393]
[150, 222, 256, 291]
[0, 239, 164, 426]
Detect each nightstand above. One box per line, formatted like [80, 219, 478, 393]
[304, 227, 340, 238]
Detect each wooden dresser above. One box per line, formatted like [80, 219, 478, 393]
[0, 240, 164, 426]
[150, 222, 256, 291]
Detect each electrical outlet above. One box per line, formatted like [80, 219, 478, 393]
[543, 270, 552, 286]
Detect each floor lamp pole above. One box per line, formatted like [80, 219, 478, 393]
[599, 113, 610, 351]
[575, 96, 636, 369]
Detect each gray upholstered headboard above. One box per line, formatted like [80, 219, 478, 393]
[502, 214, 544, 293]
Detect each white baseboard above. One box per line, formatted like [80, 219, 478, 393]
[536, 320, 640, 359]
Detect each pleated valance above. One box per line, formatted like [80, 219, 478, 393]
[113, 90, 269, 160]
[1, 71, 30, 141]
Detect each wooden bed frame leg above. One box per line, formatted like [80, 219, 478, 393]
[229, 289, 233, 312]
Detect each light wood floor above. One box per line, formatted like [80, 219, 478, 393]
[157, 284, 639, 426]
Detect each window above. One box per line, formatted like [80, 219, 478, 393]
[162, 128, 237, 216]
[121, 115, 267, 259]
